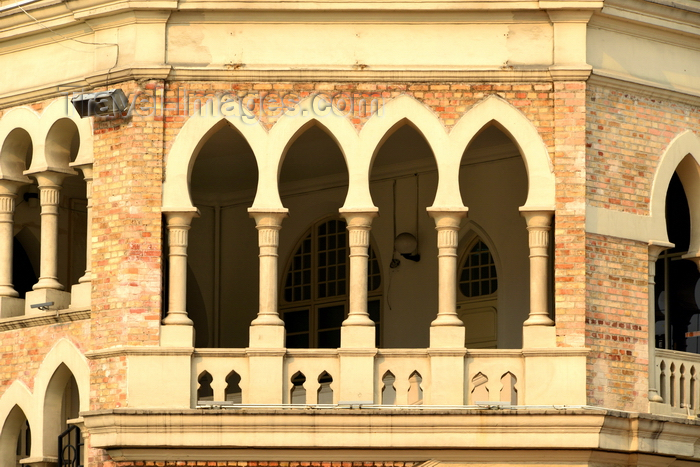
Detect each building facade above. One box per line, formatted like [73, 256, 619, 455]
[1, 0, 700, 465]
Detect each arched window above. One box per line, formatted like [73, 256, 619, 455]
[281, 218, 381, 348]
[655, 172, 700, 353]
[457, 237, 498, 348]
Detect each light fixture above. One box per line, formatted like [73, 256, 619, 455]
[30, 301, 53, 311]
[71, 89, 129, 118]
[394, 232, 420, 262]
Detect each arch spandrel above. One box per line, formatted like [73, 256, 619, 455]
[163, 106, 268, 210]
[361, 95, 449, 208]
[450, 95, 555, 210]
[650, 130, 700, 253]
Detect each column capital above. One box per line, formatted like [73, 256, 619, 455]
[649, 240, 674, 263]
[26, 169, 71, 188]
[427, 207, 469, 228]
[0, 177, 29, 195]
[248, 208, 289, 227]
[164, 208, 200, 227]
[519, 208, 554, 228]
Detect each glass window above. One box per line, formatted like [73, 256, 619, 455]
[281, 218, 382, 348]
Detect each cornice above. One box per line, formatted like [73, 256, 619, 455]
[0, 308, 89, 331]
[588, 70, 700, 107]
[81, 408, 700, 462]
[85, 346, 194, 359]
[0, 67, 588, 111]
[596, 0, 700, 38]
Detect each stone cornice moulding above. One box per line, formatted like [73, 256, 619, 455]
[0, 308, 89, 331]
[597, 0, 700, 37]
[81, 409, 700, 461]
[587, 71, 700, 108]
[85, 346, 194, 359]
[0, 67, 584, 110]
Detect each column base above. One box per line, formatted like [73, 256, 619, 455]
[523, 325, 556, 348]
[341, 325, 376, 349]
[70, 281, 91, 310]
[430, 325, 465, 349]
[249, 324, 285, 348]
[160, 325, 195, 347]
[25, 289, 70, 315]
[0, 296, 25, 318]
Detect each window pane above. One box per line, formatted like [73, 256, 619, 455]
[318, 330, 341, 348]
[284, 309, 309, 333]
[318, 304, 345, 330]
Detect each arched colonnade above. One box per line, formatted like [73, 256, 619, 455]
[0, 97, 94, 316]
[162, 94, 558, 349]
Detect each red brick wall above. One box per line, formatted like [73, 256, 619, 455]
[585, 234, 649, 411]
[586, 84, 700, 214]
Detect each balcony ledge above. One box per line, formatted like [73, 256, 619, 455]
[83, 407, 700, 463]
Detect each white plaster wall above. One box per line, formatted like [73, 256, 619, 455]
[166, 12, 553, 69]
[588, 25, 700, 95]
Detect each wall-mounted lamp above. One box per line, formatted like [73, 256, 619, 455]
[71, 89, 129, 118]
[394, 232, 420, 262]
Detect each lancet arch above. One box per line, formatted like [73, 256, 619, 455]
[270, 97, 358, 210]
[650, 130, 700, 254]
[163, 108, 268, 210]
[451, 95, 554, 210]
[361, 95, 448, 209]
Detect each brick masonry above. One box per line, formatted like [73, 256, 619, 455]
[3, 78, 699, 462]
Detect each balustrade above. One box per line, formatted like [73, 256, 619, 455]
[191, 347, 584, 407]
[654, 349, 700, 417]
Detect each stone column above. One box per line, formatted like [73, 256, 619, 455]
[25, 171, 72, 314]
[163, 211, 198, 326]
[161, 210, 198, 346]
[427, 209, 468, 342]
[70, 165, 93, 309]
[339, 211, 378, 341]
[425, 208, 467, 405]
[520, 209, 555, 347]
[247, 208, 287, 404]
[248, 209, 288, 347]
[338, 209, 378, 404]
[649, 241, 673, 402]
[0, 179, 26, 317]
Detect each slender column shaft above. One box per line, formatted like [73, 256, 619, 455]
[249, 211, 287, 326]
[0, 192, 17, 297]
[341, 212, 377, 326]
[163, 211, 197, 325]
[648, 242, 671, 403]
[32, 173, 68, 291]
[78, 167, 93, 284]
[521, 210, 554, 326]
[428, 210, 467, 327]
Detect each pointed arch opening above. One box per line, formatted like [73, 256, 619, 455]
[188, 122, 259, 348]
[369, 121, 437, 349]
[459, 123, 529, 348]
[0, 405, 30, 467]
[42, 364, 80, 459]
[654, 168, 700, 353]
